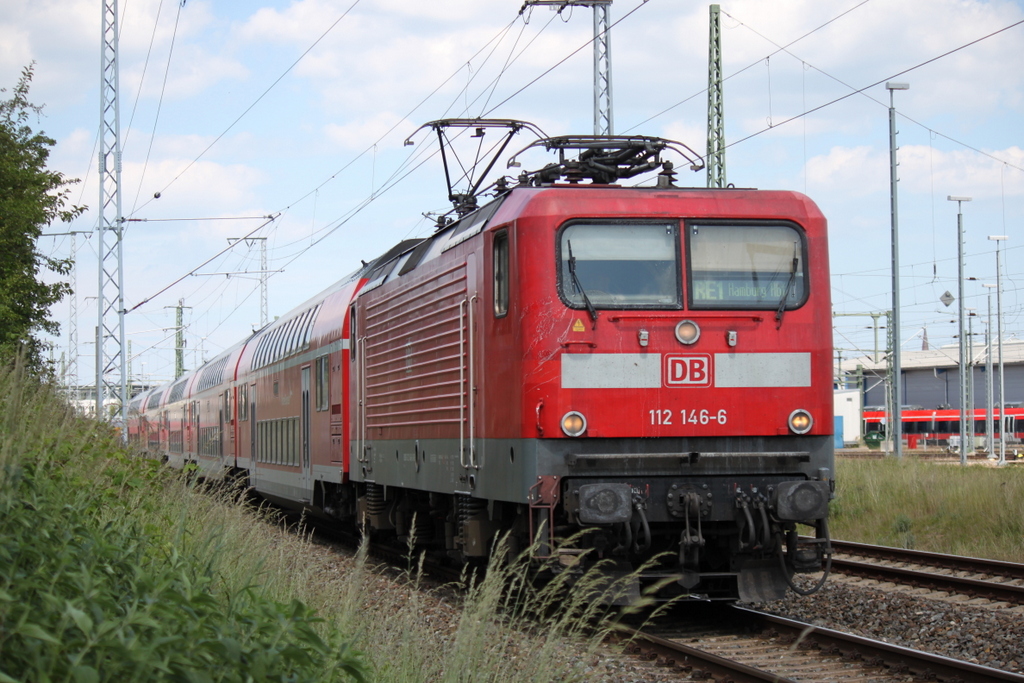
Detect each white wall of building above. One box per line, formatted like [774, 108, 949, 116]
[834, 388, 863, 446]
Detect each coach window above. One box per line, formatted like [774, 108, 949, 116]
[558, 222, 680, 309]
[315, 355, 329, 412]
[687, 222, 807, 310]
[238, 384, 249, 421]
[493, 230, 509, 317]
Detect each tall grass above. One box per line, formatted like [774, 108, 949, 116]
[830, 456, 1024, 561]
[266, 529, 659, 682]
[0, 359, 646, 682]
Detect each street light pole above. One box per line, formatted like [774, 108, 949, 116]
[887, 81, 908, 459]
[982, 284, 996, 457]
[988, 235, 1008, 465]
[949, 196, 971, 465]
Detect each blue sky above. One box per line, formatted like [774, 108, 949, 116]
[3, 0, 1022, 385]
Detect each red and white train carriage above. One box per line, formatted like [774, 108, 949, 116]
[130, 122, 835, 601]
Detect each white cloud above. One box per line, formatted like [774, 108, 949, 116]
[804, 145, 887, 196]
[899, 144, 1024, 198]
[324, 113, 411, 150]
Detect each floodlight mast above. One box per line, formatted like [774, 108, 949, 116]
[982, 283, 996, 457]
[988, 235, 1009, 464]
[886, 81, 908, 458]
[948, 195, 972, 465]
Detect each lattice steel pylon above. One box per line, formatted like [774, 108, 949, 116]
[68, 232, 79, 395]
[97, 0, 127, 425]
[592, 0, 613, 135]
[706, 4, 726, 188]
[521, 1, 613, 135]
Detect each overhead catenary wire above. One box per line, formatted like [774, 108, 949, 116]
[718, 9, 1024, 175]
[266, 1, 649, 267]
[265, 11, 562, 257]
[724, 18, 1024, 155]
[127, 214, 278, 313]
[481, 0, 652, 118]
[130, 0, 185, 217]
[129, 0, 365, 218]
[126, 2, 573, 300]
[623, 0, 875, 134]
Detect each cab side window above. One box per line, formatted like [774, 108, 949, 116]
[493, 231, 509, 317]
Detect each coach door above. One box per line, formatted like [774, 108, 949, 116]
[301, 366, 312, 499]
[218, 393, 225, 462]
[223, 389, 233, 463]
[249, 383, 258, 485]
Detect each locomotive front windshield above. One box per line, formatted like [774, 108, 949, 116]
[687, 223, 807, 310]
[559, 222, 680, 308]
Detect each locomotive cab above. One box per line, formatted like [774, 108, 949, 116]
[503, 185, 835, 602]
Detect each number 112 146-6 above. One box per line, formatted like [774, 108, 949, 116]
[649, 409, 727, 426]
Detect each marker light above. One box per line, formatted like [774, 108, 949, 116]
[675, 320, 701, 345]
[561, 411, 587, 437]
[788, 409, 814, 434]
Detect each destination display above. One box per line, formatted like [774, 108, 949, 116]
[690, 273, 804, 306]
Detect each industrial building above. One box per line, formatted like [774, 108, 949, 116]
[838, 340, 1024, 412]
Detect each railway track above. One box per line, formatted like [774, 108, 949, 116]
[616, 604, 1024, 682]
[300, 511, 1023, 680]
[829, 539, 1024, 606]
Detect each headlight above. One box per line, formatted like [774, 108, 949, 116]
[675, 320, 700, 345]
[788, 409, 813, 434]
[561, 411, 587, 437]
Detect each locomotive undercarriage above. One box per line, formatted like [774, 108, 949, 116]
[555, 476, 832, 602]
[339, 435, 834, 602]
[319, 473, 830, 603]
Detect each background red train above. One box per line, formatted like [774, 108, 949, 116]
[862, 406, 1024, 452]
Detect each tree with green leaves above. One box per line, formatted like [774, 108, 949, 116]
[0, 64, 85, 371]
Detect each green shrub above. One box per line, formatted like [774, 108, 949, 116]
[0, 360, 368, 682]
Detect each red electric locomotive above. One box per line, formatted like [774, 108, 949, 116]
[130, 120, 834, 602]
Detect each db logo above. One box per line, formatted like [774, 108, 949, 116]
[664, 354, 713, 387]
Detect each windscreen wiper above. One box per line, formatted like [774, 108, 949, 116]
[567, 241, 598, 328]
[775, 243, 799, 329]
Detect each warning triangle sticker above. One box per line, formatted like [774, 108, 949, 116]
[572, 319, 586, 332]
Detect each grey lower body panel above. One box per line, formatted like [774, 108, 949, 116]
[352, 434, 833, 505]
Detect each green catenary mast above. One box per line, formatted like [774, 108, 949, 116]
[707, 4, 726, 188]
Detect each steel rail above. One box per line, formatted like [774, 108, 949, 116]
[830, 539, 1024, 580]
[612, 626, 800, 683]
[732, 606, 1024, 683]
[830, 539, 1024, 603]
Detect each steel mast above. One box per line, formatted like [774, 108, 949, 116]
[706, 4, 726, 188]
[522, 0, 613, 134]
[591, 0, 613, 134]
[97, 0, 127, 424]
